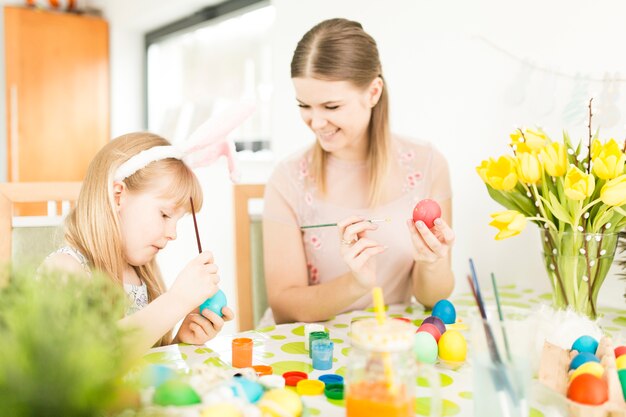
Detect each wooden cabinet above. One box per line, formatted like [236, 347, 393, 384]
[4, 6, 109, 184]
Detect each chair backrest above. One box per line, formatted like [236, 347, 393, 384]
[233, 183, 266, 331]
[0, 182, 81, 267]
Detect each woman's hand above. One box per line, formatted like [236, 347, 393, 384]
[407, 217, 455, 263]
[173, 306, 235, 345]
[169, 251, 220, 309]
[337, 216, 386, 289]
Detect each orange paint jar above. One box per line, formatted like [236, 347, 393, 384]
[346, 381, 413, 417]
[345, 319, 441, 417]
[232, 337, 253, 368]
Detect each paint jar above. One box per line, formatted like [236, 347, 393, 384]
[312, 339, 334, 370]
[232, 337, 253, 368]
[346, 319, 440, 417]
[309, 330, 329, 358]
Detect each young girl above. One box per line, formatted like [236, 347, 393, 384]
[42, 132, 234, 355]
[263, 18, 455, 324]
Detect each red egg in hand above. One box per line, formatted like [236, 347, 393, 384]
[412, 199, 442, 229]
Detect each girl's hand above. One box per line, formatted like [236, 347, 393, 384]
[169, 251, 220, 309]
[174, 306, 235, 345]
[407, 217, 455, 263]
[337, 216, 386, 289]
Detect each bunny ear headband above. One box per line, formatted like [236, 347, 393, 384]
[113, 102, 256, 183]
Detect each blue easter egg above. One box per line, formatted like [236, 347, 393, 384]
[140, 364, 177, 388]
[569, 351, 600, 370]
[232, 378, 264, 403]
[572, 335, 599, 355]
[431, 299, 456, 324]
[199, 289, 227, 317]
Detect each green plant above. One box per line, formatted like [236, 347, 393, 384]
[0, 267, 132, 417]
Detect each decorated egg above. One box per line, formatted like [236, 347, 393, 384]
[201, 404, 242, 417]
[231, 378, 264, 403]
[417, 323, 442, 342]
[153, 380, 201, 406]
[432, 299, 456, 324]
[259, 388, 303, 417]
[569, 351, 600, 370]
[422, 315, 446, 335]
[618, 369, 626, 400]
[615, 345, 626, 358]
[437, 330, 467, 362]
[616, 354, 626, 370]
[567, 373, 608, 405]
[412, 199, 441, 229]
[571, 335, 598, 354]
[413, 331, 438, 364]
[199, 289, 227, 317]
[139, 364, 177, 388]
[569, 361, 605, 382]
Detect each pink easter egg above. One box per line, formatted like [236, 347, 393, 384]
[412, 199, 442, 229]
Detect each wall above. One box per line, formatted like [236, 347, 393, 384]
[270, 0, 626, 308]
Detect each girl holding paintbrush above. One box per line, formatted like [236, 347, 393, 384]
[263, 18, 455, 324]
[41, 132, 235, 355]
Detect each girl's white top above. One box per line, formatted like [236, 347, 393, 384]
[44, 246, 149, 315]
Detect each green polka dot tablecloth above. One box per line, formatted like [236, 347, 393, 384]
[143, 284, 626, 416]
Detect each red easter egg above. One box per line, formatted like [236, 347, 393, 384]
[615, 346, 626, 358]
[416, 323, 442, 343]
[412, 199, 442, 229]
[567, 373, 608, 405]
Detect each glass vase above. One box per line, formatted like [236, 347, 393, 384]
[540, 230, 618, 319]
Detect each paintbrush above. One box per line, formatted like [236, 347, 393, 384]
[190, 197, 202, 253]
[468, 259, 520, 416]
[300, 218, 390, 229]
[491, 272, 512, 362]
[372, 286, 397, 395]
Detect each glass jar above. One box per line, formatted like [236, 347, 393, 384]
[346, 319, 440, 417]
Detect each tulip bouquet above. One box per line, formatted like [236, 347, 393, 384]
[476, 104, 626, 318]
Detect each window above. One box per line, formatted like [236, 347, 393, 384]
[146, 1, 273, 157]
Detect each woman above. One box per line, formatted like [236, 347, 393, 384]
[262, 18, 454, 324]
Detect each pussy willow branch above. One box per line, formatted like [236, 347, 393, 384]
[587, 98, 594, 175]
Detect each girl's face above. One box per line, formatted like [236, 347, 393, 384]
[115, 176, 186, 267]
[292, 76, 382, 160]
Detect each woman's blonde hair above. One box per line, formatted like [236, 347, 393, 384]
[65, 132, 203, 345]
[291, 18, 390, 206]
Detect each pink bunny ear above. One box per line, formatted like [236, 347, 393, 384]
[180, 101, 254, 182]
[181, 101, 256, 155]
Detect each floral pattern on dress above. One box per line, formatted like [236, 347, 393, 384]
[124, 283, 148, 316]
[307, 262, 320, 285]
[309, 234, 322, 251]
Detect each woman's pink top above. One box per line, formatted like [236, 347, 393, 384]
[263, 136, 452, 312]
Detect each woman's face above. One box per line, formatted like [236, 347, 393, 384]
[292, 77, 382, 160]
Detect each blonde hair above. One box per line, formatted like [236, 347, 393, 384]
[291, 18, 390, 206]
[65, 132, 203, 346]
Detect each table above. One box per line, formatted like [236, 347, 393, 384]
[142, 284, 626, 416]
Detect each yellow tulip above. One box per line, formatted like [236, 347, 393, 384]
[540, 142, 567, 177]
[600, 174, 626, 206]
[476, 160, 489, 183]
[510, 128, 548, 153]
[489, 210, 527, 240]
[564, 166, 595, 200]
[476, 156, 518, 191]
[591, 138, 626, 180]
[517, 152, 542, 184]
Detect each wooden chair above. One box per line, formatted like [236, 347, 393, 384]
[233, 183, 266, 331]
[0, 182, 81, 266]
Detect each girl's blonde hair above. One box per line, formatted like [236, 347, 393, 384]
[291, 18, 390, 206]
[65, 132, 203, 345]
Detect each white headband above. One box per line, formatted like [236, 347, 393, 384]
[113, 102, 255, 183]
